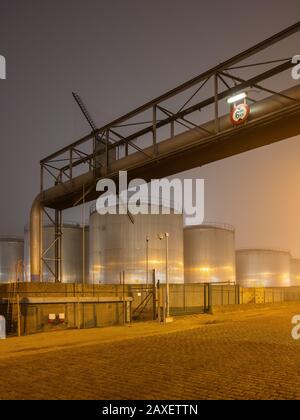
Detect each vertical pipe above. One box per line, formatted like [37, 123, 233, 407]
[40, 164, 44, 195]
[30, 194, 43, 283]
[89, 139, 93, 172]
[93, 136, 96, 176]
[59, 210, 62, 283]
[170, 120, 174, 138]
[214, 74, 219, 133]
[54, 210, 59, 283]
[40, 206, 43, 282]
[69, 149, 73, 181]
[82, 185, 86, 285]
[153, 105, 157, 156]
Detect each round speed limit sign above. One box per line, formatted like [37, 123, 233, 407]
[230, 103, 250, 125]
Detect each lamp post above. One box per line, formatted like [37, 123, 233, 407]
[146, 236, 149, 286]
[165, 233, 170, 318]
[159, 232, 172, 321]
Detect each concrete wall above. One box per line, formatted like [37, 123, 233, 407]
[0, 283, 133, 335]
[18, 302, 125, 335]
[1, 283, 300, 336]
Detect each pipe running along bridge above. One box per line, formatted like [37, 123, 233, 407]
[31, 22, 300, 282]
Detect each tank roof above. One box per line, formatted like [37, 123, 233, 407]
[0, 237, 24, 243]
[184, 223, 235, 232]
[236, 248, 291, 255]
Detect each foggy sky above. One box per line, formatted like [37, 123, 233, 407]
[1, 1, 300, 255]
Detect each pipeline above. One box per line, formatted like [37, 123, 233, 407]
[30, 84, 300, 281]
[30, 194, 42, 282]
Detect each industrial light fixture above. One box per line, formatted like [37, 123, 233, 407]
[227, 92, 247, 104]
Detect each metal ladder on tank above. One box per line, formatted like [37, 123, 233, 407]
[7, 259, 23, 333]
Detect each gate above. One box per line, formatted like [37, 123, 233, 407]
[132, 270, 157, 321]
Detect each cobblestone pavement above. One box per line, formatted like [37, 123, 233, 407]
[0, 303, 300, 400]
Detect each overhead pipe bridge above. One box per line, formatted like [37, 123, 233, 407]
[31, 22, 300, 282]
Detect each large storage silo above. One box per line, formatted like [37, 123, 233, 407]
[89, 204, 184, 284]
[236, 249, 291, 288]
[184, 224, 236, 284]
[290, 258, 300, 286]
[24, 224, 88, 283]
[0, 238, 24, 284]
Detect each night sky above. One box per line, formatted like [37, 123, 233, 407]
[1, 1, 300, 255]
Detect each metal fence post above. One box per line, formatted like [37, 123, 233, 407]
[122, 271, 126, 325]
[152, 269, 157, 320]
[77, 284, 80, 329]
[162, 288, 166, 323]
[208, 284, 213, 314]
[204, 284, 207, 313]
[157, 281, 161, 323]
[17, 294, 21, 337]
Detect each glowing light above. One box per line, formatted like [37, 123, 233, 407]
[200, 267, 212, 273]
[92, 265, 104, 271]
[227, 92, 247, 104]
[221, 266, 234, 271]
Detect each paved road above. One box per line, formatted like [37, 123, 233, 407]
[0, 303, 300, 400]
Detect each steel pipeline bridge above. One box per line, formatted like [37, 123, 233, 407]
[31, 22, 300, 282]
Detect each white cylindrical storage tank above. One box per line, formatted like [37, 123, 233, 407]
[25, 224, 88, 283]
[0, 238, 24, 284]
[290, 258, 300, 286]
[89, 203, 184, 284]
[184, 224, 236, 284]
[236, 249, 291, 288]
